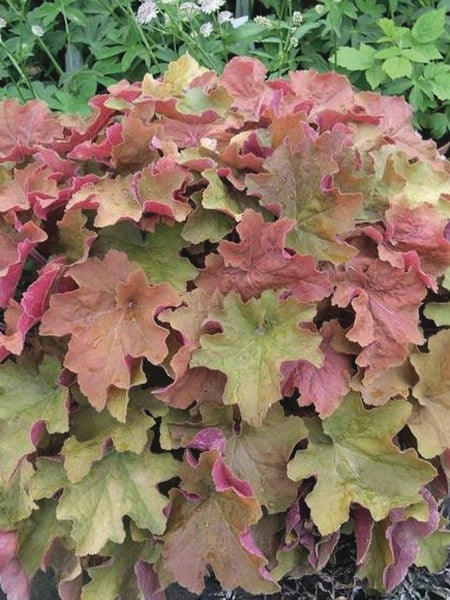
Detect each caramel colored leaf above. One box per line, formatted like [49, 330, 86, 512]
[160, 450, 278, 595]
[67, 176, 142, 228]
[245, 127, 361, 263]
[333, 260, 427, 382]
[196, 209, 332, 302]
[166, 403, 307, 513]
[408, 330, 450, 458]
[40, 251, 179, 412]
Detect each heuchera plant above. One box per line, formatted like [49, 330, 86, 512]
[0, 54, 449, 599]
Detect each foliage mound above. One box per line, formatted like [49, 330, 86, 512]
[0, 54, 449, 599]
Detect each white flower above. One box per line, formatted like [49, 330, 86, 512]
[218, 10, 233, 24]
[199, 0, 226, 15]
[315, 4, 326, 14]
[254, 15, 272, 28]
[180, 2, 199, 13]
[230, 15, 248, 28]
[136, 0, 159, 25]
[0, 17, 7, 29]
[289, 36, 299, 48]
[31, 24, 45, 37]
[292, 11, 303, 25]
[200, 21, 213, 37]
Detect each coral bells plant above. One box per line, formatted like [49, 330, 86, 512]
[0, 54, 449, 599]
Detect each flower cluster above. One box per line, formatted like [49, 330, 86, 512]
[136, 0, 159, 24]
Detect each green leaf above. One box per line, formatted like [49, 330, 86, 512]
[0, 460, 36, 529]
[408, 330, 450, 458]
[56, 450, 178, 555]
[415, 523, 450, 573]
[81, 536, 157, 600]
[29, 458, 67, 501]
[375, 46, 400, 60]
[61, 391, 155, 483]
[427, 112, 449, 139]
[382, 56, 412, 79]
[424, 302, 450, 326]
[378, 18, 406, 41]
[335, 44, 376, 71]
[0, 356, 69, 483]
[412, 9, 446, 44]
[17, 499, 70, 575]
[95, 222, 198, 294]
[402, 44, 442, 62]
[190, 291, 322, 427]
[287, 394, 436, 535]
[365, 64, 386, 89]
[431, 71, 450, 100]
[201, 169, 260, 221]
[182, 193, 234, 244]
[356, 520, 391, 591]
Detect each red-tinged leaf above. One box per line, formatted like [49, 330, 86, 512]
[67, 175, 142, 227]
[196, 209, 332, 302]
[219, 57, 279, 121]
[353, 92, 438, 162]
[350, 361, 417, 407]
[0, 218, 47, 308]
[67, 122, 122, 165]
[166, 403, 307, 513]
[136, 158, 192, 222]
[245, 125, 361, 263]
[156, 117, 215, 150]
[135, 560, 166, 600]
[154, 346, 226, 409]
[0, 99, 63, 163]
[32, 148, 78, 181]
[0, 259, 63, 359]
[384, 489, 440, 592]
[54, 94, 117, 154]
[160, 450, 278, 595]
[285, 495, 339, 571]
[354, 506, 374, 565]
[281, 320, 353, 417]
[0, 164, 58, 214]
[159, 287, 222, 350]
[287, 70, 355, 120]
[40, 250, 180, 412]
[379, 203, 450, 286]
[0, 531, 30, 600]
[111, 115, 160, 171]
[333, 260, 427, 383]
[56, 209, 97, 265]
[219, 132, 269, 172]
